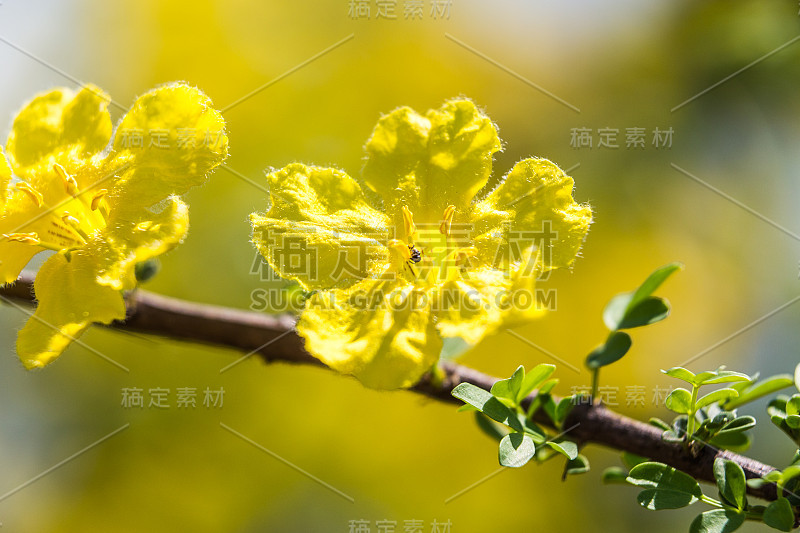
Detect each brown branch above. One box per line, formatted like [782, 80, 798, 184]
[0, 272, 784, 504]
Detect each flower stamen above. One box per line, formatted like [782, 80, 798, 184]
[439, 205, 456, 236]
[15, 183, 44, 207]
[54, 163, 80, 197]
[401, 206, 417, 243]
[61, 213, 90, 243]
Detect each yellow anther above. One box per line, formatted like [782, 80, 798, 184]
[61, 213, 81, 227]
[15, 182, 44, 207]
[54, 163, 80, 197]
[401, 206, 417, 242]
[388, 239, 412, 262]
[61, 212, 90, 242]
[90, 189, 108, 211]
[439, 205, 456, 236]
[3, 232, 40, 244]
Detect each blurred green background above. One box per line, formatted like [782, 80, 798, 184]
[1, 0, 799, 531]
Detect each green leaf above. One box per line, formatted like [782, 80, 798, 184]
[627, 462, 703, 499]
[618, 296, 671, 329]
[663, 367, 750, 387]
[457, 404, 478, 412]
[689, 509, 745, 533]
[787, 396, 800, 417]
[603, 292, 632, 331]
[516, 363, 556, 404]
[699, 371, 752, 386]
[555, 397, 574, 427]
[716, 416, 756, 436]
[452, 383, 523, 432]
[649, 418, 672, 431]
[763, 498, 794, 532]
[722, 374, 795, 410]
[665, 388, 693, 415]
[474, 412, 505, 442]
[546, 440, 578, 460]
[708, 431, 751, 453]
[628, 262, 683, 311]
[663, 367, 696, 384]
[565, 454, 590, 475]
[696, 389, 739, 411]
[768, 397, 788, 418]
[604, 293, 673, 331]
[538, 379, 558, 395]
[636, 488, 698, 510]
[498, 433, 535, 468]
[585, 331, 632, 370]
[780, 465, 800, 486]
[602, 467, 629, 484]
[490, 365, 525, 405]
[713, 458, 747, 510]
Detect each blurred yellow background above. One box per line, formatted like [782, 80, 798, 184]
[1, 0, 799, 531]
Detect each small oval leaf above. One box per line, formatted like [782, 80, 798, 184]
[696, 388, 739, 411]
[763, 498, 794, 532]
[665, 388, 693, 415]
[498, 433, 535, 468]
[689, 509, 745, 533]
[516, 363, 556, 404]
[617, 296, 671, 329]
[546, 440, 578, 460]
[722, 374, 794, 410]
[627, 462, 703, 498]
[585, 331, 632, 370]
[663, 367, 696, 384]
[565, 454, 590, 476]
[713, 458, 747, 510]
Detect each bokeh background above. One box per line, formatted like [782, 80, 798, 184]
[1, 0, 799, 531]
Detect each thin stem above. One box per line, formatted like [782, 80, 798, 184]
[591, 368, 600, 405]
[687, 385, 699, 439]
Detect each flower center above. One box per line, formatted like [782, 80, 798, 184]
[2, 164, 109, 252]
[388, 204, 477, 283]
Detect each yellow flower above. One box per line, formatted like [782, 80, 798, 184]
[251, 99, 592, 389]
[0, 83, 228, 368]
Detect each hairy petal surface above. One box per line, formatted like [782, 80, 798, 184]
[16, 251, 126, 369]
[108, 83, 228, 217]
[251, 164, 391, 291]
[297, 280, 441, 389]
[363, 99, 501, 225]
[470, 158, 593, 273]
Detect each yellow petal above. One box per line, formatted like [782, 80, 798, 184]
[16, 250, 126, 369]
[0, 239, 41, 285]
[0, 148, 10, 212]
[470, 158, 593, 272]
[433, 268, 517, 345]
[6, 85, 112, 170]
[108, 83, 228, 215]
[503, 246, 550, 327]
[297, 279, 442, 389]
[251, 164, 391, 291]
[0, 187, 58, 284]
[93, 196, 189, 291]
[363, 99, 501, 224]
